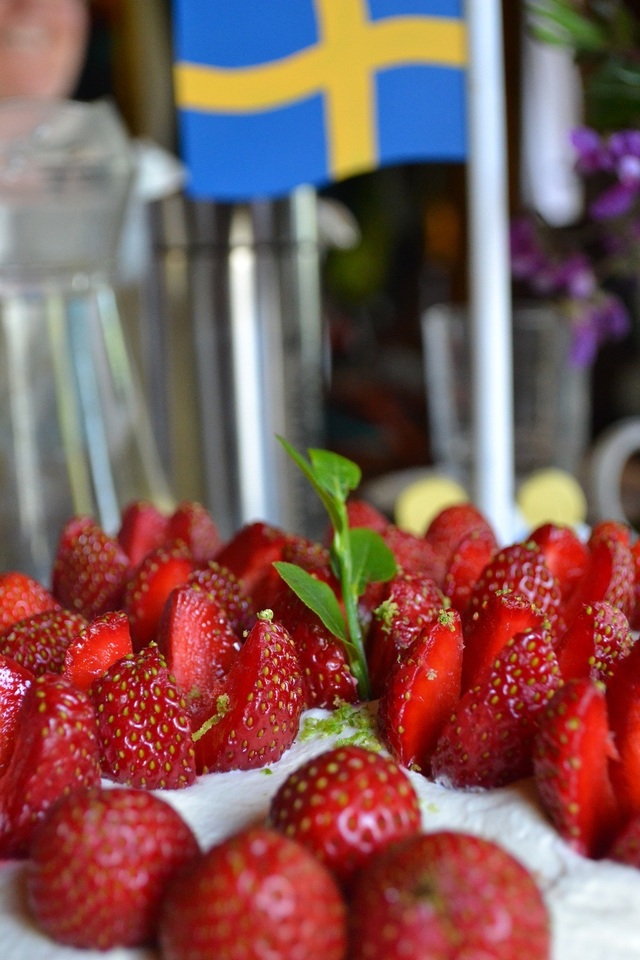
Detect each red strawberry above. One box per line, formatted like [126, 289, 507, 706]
[0, 673, 101, 858]
[349, 831, 550, 960]
[629, 537, 640, 631]
[90, 643, 196, 790]
[268, 745, 421, 888]
[464, 541, 563, 634]
[606, 640, 640, 822]
[345, 497, 389, 533]
[606, 812, 640, 869]
[193, 611, 305, 774]
[186, 560, 254, 634]
[432, 629, 562, 789]
[117, 500, 169, 566]
[27, 786, 200, 950]
[563, 533, 635, 626]
[423, 502, 497, 587]
[123, 540, 195, 650]
[159, 826, 347, 960]
[51, 516, 130, 619]
[64, 610, 134, 691]
[166, 500, 222, 562]
[528, 522, 589, 603]
[0, 654, 34, 775]
[533, 677, 620, 858]
[366, 573, 445, 698]
[555, 601, 634, 683]
[589, 519, 632, 548]
[0, 608, 88, 676]
[214, 521, 292, 608]
[377, 607, 463, 775]
[381, 524, 440, 579]
[441, 526, 497, 615]
[0, 571, 59, 632]
[461, 591, 550, 693]
[157, 582, 241, 700]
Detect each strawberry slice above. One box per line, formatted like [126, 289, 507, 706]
[64, 610, 134, 691]
[381, 524, 440, 579]
[186, 561, 254, 634]
[533, 677, 620, 858]
[157, 582, 241, 699]
[461, 591, 549, 692]
[27, 786, 200, 951]
[193, 611, 305, 774]
[423, 502, 497, 587]
[52, 516, 131, 619]
[630, 537, 640, 631]
[268, 745, 421, 889]
[214, 521, 292, 609]
[563, 532, 635, 626]
[345, 498, 389, 533]
[0, 673, 101, 858]
[117, 500, 169, 566]
[166, 500, 222, 562]
[0, 654, 34, 775]
[606, 813, 640, 869]
[432, 628, 562, 789]
[0, 572, 59, 632]
[123, 540, 195, 650]
[377, 606, 463, 775]
[441, 526, 497, 616]
[91, 643, 196, 790]
[366, 573, 445, 698]
[528, 522, 589, 603]
[0, 608, 88, 676]
[605, 640, 640, 822]
[463, 541, 563, 635]
[555, 601, 634, 683]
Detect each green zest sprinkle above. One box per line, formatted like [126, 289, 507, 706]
[192, 693, 231, 742]
[275, 437, 397, 699]
[300, 702, 382, 752]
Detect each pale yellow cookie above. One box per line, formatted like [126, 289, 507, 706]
[516, 468, 587, 529]
[395, 474, 468, 536]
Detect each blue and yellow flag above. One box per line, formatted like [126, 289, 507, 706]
[173, 0, 467, 201]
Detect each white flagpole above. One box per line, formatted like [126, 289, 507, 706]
[464, 0, 515, 544]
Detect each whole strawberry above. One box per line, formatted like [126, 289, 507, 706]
[27, 786, 200, 950]
[349, 831, 551, 960]
[0, 571, 59, 631]
[268, 745, 421, 888]
[0, 608, 88, 676]
[51, 516, 130, 619]
[159, 826, 347, 960]
[91, 643, 196, 790]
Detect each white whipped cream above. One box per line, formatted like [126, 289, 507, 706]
[2, 707, 639, 960]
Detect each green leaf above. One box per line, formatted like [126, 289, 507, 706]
[528, 0, 610, 51]
[277, 435, 342, 530]
[273, 561, 348, 643]
[308, 447, 361, 501]
[349, 527, 397, 596]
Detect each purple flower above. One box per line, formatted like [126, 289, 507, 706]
[571, 127, 609, 174]
[589, 180, 639, 219]
[509, 218, 548, 281]
[554, 253, 596, 299]
[568, 293, 631, 366]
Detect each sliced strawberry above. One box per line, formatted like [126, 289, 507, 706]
[606, 813, 640, 869]
[166, 500, 222, 562]
[27, 786, 200, 951]
[280, 536, 340, 591]
[123, 540, 195, 650]
[91, 643, 196, 790]
[268, 745, 421, 888]
[193, 611, 305, 774]
[381, 524, 440, 579]
[630, 537, 640, 631]
[563, 534, 635, 626]
[366, 573, 445, 698]
[0, 673, 101, 858]
[377, 606, 463, 775]
[463, 541, 563, 635]
[157, 582, 240, 699]
[64, 610, 133, 691]
[589, 519, 632, 548]
[117, 500, 169, 566]
[606, 640, 640, 822]
[52, 516, 130, 619]
[0, 608, 88, 676]
[186, 560, 254, 635]
[0, 654, 34, 775]
[0, 572, 59, 632]
[533, 677, 620, 858]
[272, 589, 358, 709]
[555, 601, 634, 683]
[461, 591, 550, 693]
[528, 522, 589, 603]
[441, 526, 497, 616]
[214, 521, 292, 609]
[432, 629, 562, 789]
[345, 498, 389, 533]
[423, 502, 497, 587]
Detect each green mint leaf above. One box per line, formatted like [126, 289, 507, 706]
[349, 527, 397, 596]
[273, 561, 348, 644]
[277, 435, 342, 530]
[308, 447, 361, 501]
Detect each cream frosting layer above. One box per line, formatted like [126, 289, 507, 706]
[2, 707, 640, 960]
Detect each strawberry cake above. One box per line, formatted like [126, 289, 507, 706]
[2, 453, 640, 960]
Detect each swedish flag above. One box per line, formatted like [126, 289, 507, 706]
[173, 0, 468, 201]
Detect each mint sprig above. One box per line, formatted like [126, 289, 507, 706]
[274, 436, 397, 700]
